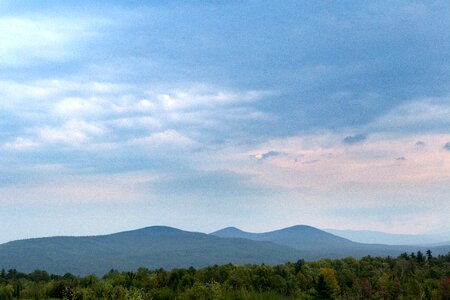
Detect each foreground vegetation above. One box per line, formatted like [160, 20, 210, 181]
[0, 251, 449, 299]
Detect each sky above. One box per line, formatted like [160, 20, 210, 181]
[1, 0, 450, 243]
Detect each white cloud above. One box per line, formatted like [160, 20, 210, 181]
[373, 98, 450, 130]
[0, 181, 148, 205]
[39, 119, 105, 145]
[0, 17, 94, 66]
[53, 97, 104, 116]
[153, 85, 272, 112]
[2, 137, 38, 151]
[136, 99, 156, 111]
[131, 129, 195, 147]
[0, 80, 128, 112]
[201, 132, 450, 192]
[110, 116, 161, 129]
[1, 78, 270, 152]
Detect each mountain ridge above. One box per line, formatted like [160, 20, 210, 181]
[1, 225, 449, 276]
[0, 226, 305, 275]
[210, 225, 450, 258]
[323, 228, 450, 245]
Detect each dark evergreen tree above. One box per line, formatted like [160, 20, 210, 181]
[0, 269, 5, 285]
[0, 252, 448, 299]
[417, 251, 425, 263]
[399, 252, 410, 260]
[316, 274, 333, 299]
[294, 259, 305, 274]
[426, 249, 433, 261]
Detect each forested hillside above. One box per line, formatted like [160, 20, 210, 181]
[1, 226, 449, 276]
[0, 251, 449, 299]
[0, 227, 304, 275]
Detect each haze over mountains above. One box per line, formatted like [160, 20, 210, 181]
[211, 225, 450, 257]
[0, 225, 449, 275]
[0, 226, 303, 275]
[323, 228, 450, 246]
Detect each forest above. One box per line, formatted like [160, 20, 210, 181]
[0, 251, 449, 300]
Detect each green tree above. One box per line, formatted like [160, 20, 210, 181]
[440, 276, 450, 300]
[417, 251, 425, 263]
[320, 268, 340, 298]
[0, 285, 13, 300]
[426, 249, 433, 261]
[29, 270, 50, 283]
[316, 274, 333, 300]
[361, 278, 372, 299]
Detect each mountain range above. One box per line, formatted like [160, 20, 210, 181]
[211, 225, 450, 258]
[323, 228, 450, 245]
[0, 225, 448, 275]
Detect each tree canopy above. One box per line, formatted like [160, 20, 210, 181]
[0, 251, 449, 299]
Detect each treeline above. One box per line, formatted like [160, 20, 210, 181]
[0, 251, 449, 299]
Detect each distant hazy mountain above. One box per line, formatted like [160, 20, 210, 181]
[1, 225, 449, 276]
[212, 225, 355, 252]
[0, 226, 303, 275]
[323, 229, 449, 245]
[211, 225, 450, 258]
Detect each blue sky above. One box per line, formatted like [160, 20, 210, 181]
[1, 1, 450, 243]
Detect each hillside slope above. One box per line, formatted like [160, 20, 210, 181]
[323, 228, 449, 245]
[212, 225, 450, 258]
[1, 225, 448, 276]
[0, 226, 304, 275]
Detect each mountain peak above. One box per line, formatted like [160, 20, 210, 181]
[279, 225, 319, 232]
[1, 224, 449, 275]
[139, 225, 183, 232]
[211, 226, 244, 234]
[110, 225, 187, 238]
[210, 227, 257, 239]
